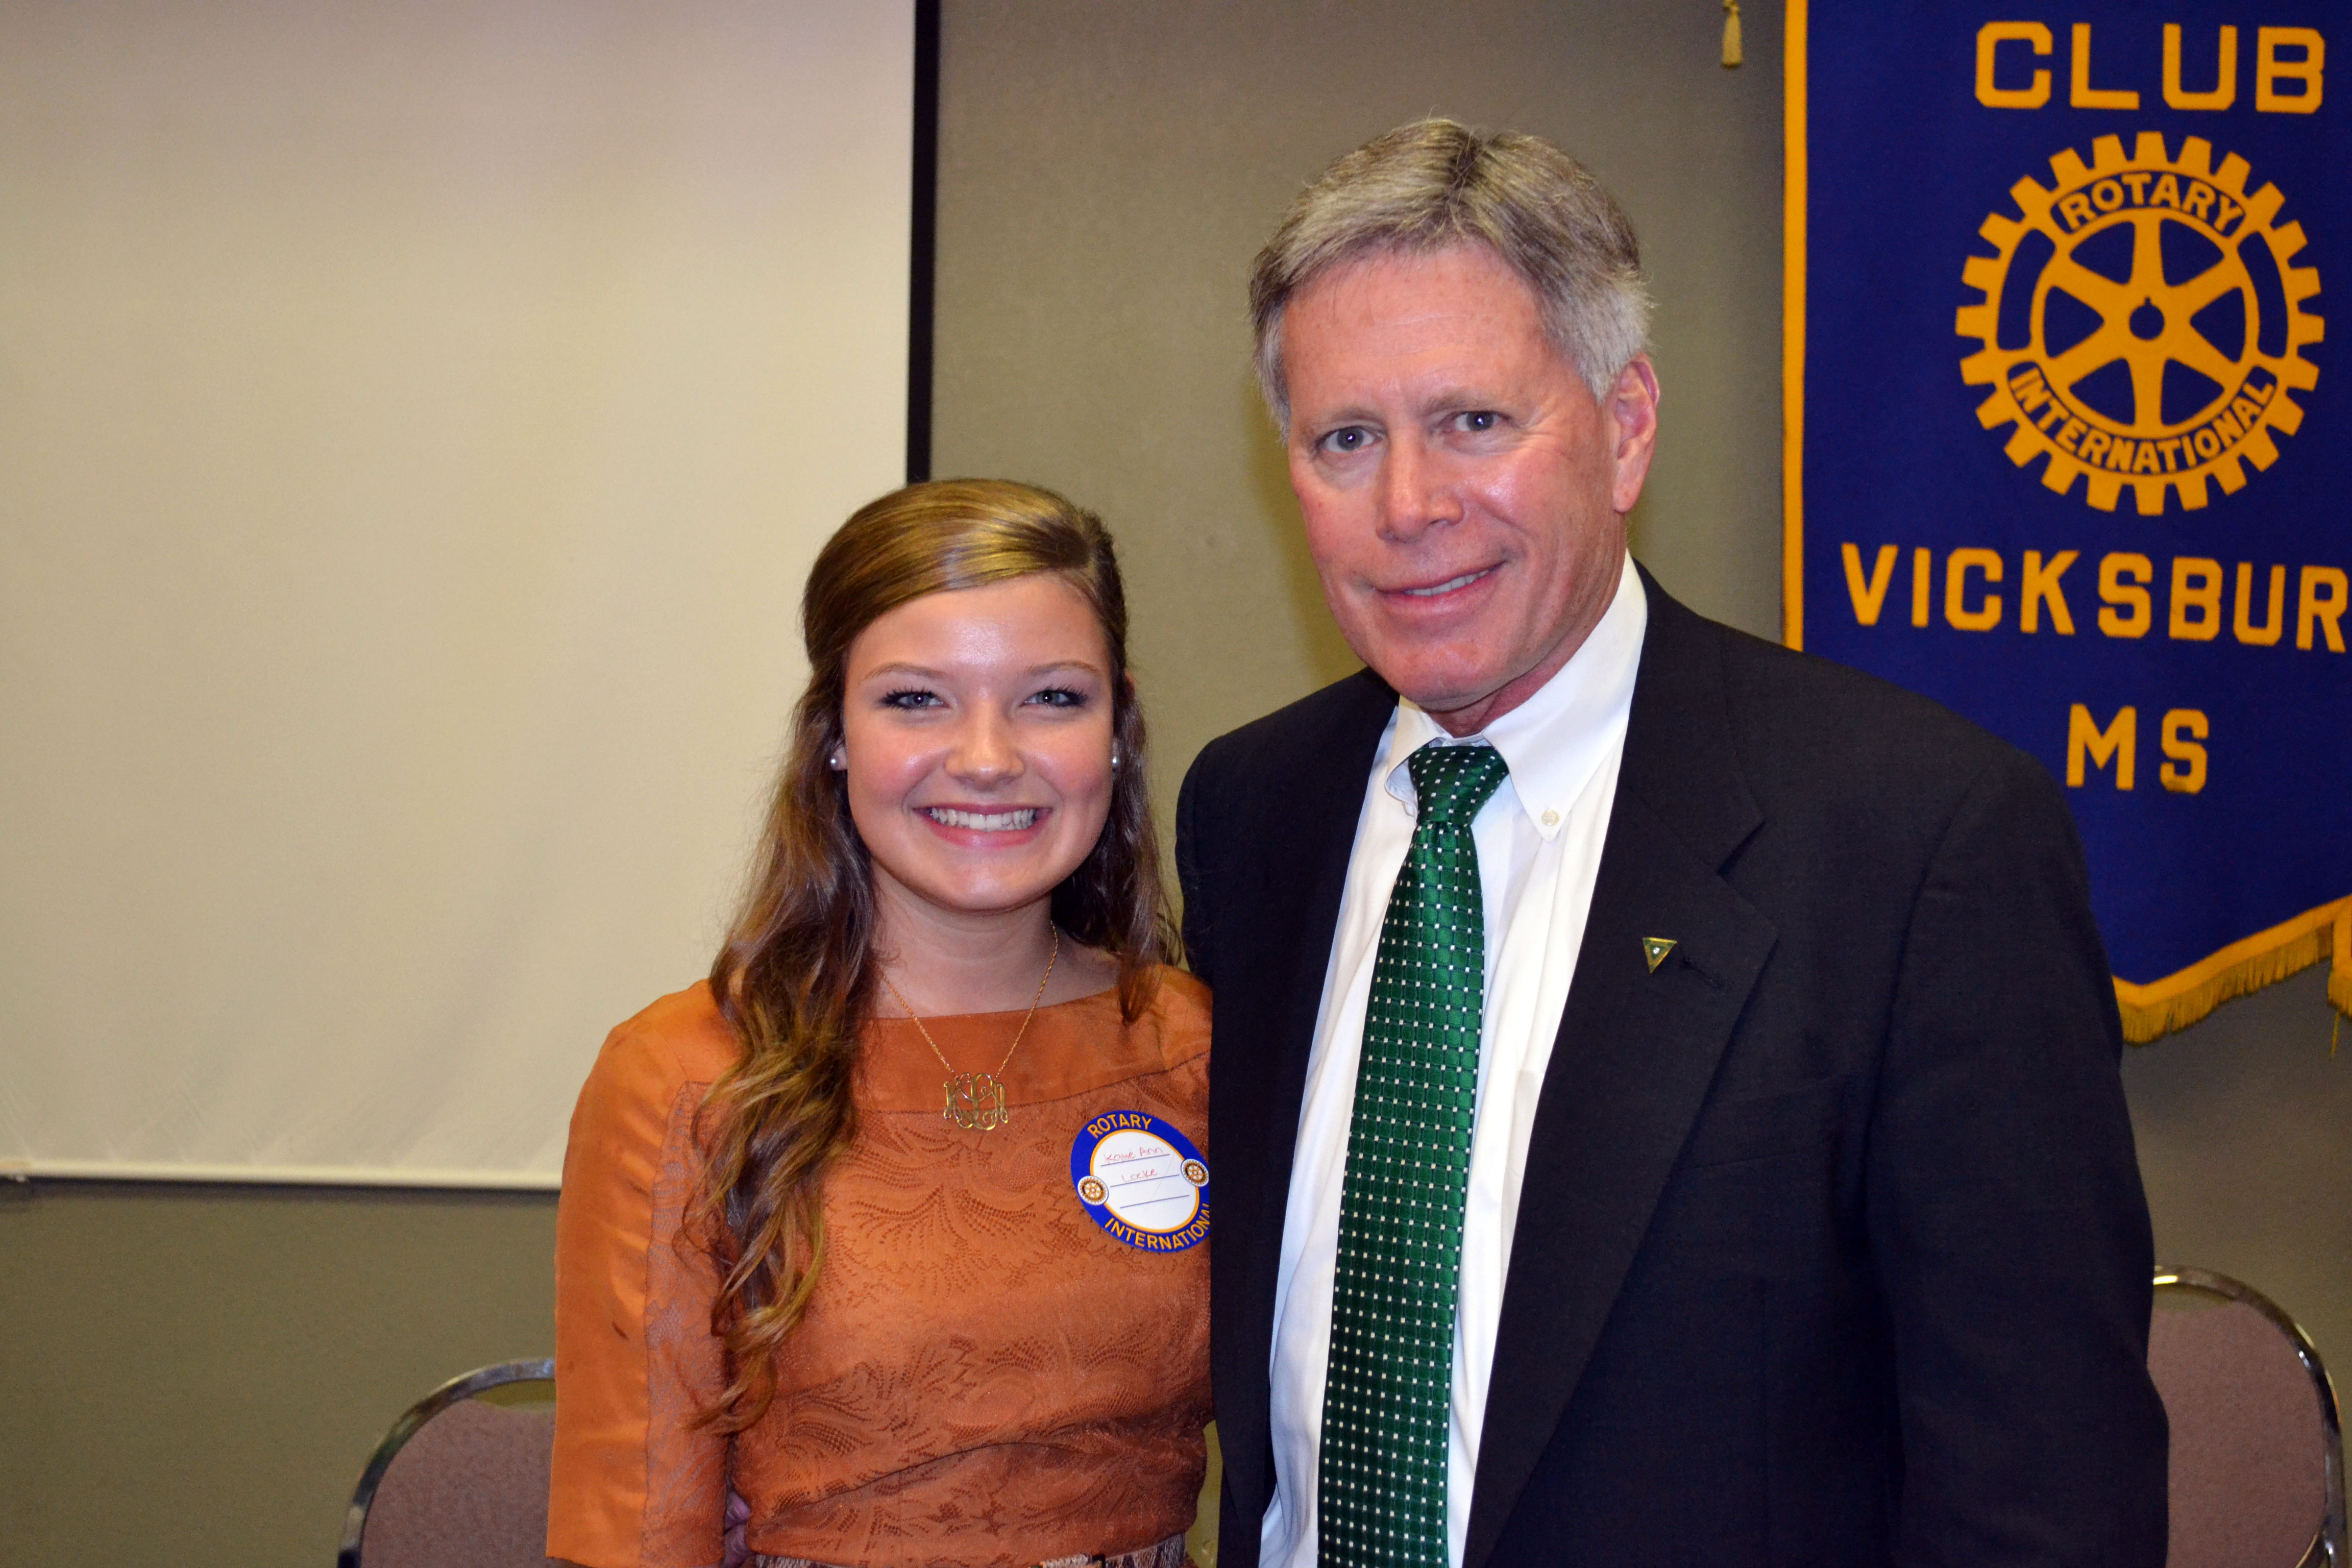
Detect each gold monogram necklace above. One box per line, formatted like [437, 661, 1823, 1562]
[878, 928, 1059, 1132]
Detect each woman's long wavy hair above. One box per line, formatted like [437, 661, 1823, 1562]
[691, 479, 1175, 1432]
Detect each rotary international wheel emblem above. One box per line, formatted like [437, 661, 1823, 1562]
[1957, 132, 2323, 516]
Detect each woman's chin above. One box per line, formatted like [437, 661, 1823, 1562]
[872, 859, 1068, 925]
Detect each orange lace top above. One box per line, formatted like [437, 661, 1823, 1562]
[548, 970, 1212, 1568]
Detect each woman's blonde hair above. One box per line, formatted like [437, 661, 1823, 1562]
[693, 478, 1173, 1431]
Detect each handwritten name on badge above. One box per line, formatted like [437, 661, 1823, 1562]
[1069, 1111, 1210, 1252]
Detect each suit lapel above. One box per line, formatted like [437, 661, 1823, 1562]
[1462, 578, 1777, 1568]
[1213, 670, 1395, 1522]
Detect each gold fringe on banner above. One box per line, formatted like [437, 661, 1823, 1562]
[2334, 903, 2352, 1022]
[1722, 1, 1744, 68]
[2114, 896, 2352, 1044]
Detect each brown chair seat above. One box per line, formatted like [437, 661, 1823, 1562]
[2148, 1268, 2345, 1568]
[338, 1359, 556, 1568]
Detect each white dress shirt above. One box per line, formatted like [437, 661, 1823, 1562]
[1259, 555, 1647, 1568]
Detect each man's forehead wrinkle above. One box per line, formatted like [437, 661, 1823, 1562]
[1295, 270, 1549, 360]
[1316, 288, 1521, 345]
[1304, 246, 1532, 324]
[1288, 335, 1534, 423]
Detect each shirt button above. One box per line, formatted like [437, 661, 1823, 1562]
[1541, 809, 1559, 826]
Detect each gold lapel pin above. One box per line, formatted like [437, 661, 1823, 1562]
[1641, 937, 1678, 973]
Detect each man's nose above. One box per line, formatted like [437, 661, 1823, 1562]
[945, 708, 1021, 783]
[1376, 437, 1462, 542]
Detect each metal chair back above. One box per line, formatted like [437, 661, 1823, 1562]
[2150, 1268, 2344, 1568]
[336, 1358, 556, 1568]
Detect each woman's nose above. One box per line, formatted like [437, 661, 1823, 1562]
[945, 709, 1021, 782]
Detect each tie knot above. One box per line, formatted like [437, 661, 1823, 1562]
[1406, 742, 1510, 829]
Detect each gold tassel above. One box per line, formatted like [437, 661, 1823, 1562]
[1722, 0, 1744, 68]
[2113, 897, 2351, 1044]
[2333, 905, 2352, 1038]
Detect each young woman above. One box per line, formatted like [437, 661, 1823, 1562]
[549, 481, 1211, 1568]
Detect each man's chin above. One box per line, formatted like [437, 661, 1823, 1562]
[1378, 663, 1509, 724]
[1370, 641, 1576, 734]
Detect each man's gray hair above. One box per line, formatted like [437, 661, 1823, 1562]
[1249, 119, 1651, 430]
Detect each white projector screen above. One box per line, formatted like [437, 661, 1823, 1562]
[0, 2, 917, 1185]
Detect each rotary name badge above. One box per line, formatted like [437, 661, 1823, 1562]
[1069, 1110, 1210, 1252]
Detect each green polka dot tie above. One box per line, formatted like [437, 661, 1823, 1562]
[1319, 741, 1509, 1568]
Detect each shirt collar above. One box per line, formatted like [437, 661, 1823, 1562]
[1379, 553, 1648, 841]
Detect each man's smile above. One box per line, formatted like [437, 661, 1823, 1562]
[1391, 565, 1498, 599]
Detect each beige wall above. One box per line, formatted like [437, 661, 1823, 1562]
[3, 8, 2346, 1568]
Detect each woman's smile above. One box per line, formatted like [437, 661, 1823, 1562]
[918, 803, 1051, 843]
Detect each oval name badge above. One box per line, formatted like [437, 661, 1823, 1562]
[1069, 1110, 1210, 1252]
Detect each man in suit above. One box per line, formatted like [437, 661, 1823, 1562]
[1176, 120, 2167, 1567]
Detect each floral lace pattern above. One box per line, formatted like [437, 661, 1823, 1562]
[551, 974, 1213, 1568]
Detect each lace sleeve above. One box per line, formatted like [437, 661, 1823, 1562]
[550, 1022, 730, 1568]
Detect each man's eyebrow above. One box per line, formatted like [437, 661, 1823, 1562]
[1304, 388, 1506, 431]
[1420, 385, 1506, 412]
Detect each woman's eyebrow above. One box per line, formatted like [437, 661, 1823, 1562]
[856, 657, 1106, 682]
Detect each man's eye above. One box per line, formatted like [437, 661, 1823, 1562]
[1454, 410, 1502, 433]
[1322, 427, 1373, 454]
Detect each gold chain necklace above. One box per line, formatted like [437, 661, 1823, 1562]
[878, 928, 1059, 1132]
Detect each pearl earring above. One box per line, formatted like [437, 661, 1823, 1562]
[828, 752, 844, 771]
[1111, 748, 1121, 771]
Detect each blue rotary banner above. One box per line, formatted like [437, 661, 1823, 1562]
[1784, 3, 2346, 1040]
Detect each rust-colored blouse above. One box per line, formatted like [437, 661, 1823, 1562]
[548, 970, 1212, 1568]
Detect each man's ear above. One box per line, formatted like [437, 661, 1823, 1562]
[1607, 355, 1661, 516]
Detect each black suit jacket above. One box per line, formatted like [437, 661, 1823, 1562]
[1176, 571, 2167, 1568]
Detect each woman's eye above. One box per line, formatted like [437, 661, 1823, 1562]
[1027, 687, 1088, 709]
[881, 688, 940, 709]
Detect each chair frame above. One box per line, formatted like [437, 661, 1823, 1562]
[335, 1357, 555, 1568]
[2155, 1265, 2346, 1568]
[328, 1281, 2345, 1567]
